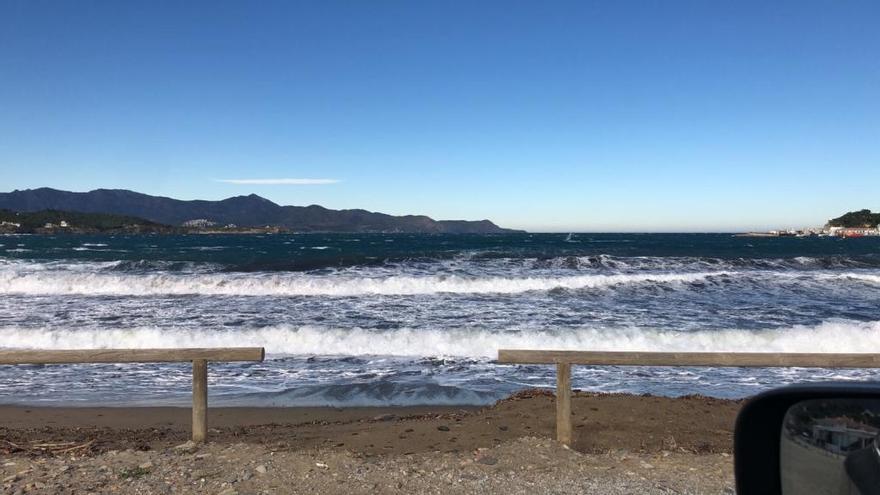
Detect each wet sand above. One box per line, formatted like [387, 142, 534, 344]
[0, 391, 741, 456]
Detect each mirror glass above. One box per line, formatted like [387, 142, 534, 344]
[782, 399, 880, 494]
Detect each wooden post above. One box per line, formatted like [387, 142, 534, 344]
[192, 359, 208, 442]
[556, 361, 572, 446]
[0, 348, 264, 443]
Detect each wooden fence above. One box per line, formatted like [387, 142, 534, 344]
[0, 347, 265, 442]
[497, 350, 880, 446]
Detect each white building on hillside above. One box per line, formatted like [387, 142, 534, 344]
[182, 219, 217, 228]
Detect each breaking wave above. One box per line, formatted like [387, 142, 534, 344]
[0, 269, 737, 296]
[3, 320, 879, 357]
[530, 254, 880, 271]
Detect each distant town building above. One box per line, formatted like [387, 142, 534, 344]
[809, 418, 878, 455]
[59, 220, 69, 227]
[832, 227, 880, 238]
[0, 221, 20, 228]
[182, 219, 217, 228]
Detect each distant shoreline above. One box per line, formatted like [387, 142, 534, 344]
[0, 188, 522, 234]
[1, 229, 532, 235]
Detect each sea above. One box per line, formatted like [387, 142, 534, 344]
[1, 233, 879, 406]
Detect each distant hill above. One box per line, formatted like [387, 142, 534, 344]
[0, 209, 173, 234]
[0, 188, 522, 234]
[828, 209, 880, 228]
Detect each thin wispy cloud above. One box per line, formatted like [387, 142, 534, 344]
[215, 178, 340, 185]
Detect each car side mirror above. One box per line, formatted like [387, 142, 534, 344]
[735, 383, 880, 494]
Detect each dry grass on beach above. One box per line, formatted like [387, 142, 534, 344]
[0, 391, 741, 494]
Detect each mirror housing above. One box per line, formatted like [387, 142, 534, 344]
[735, 382, 880, 495]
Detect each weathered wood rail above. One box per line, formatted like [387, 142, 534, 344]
[497, 350, 880, 446]
[0, 347, 265, 442]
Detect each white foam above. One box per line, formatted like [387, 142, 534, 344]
[0, 269, 733, 296]
[825, 273, 880, 284]
[2, 320, 878, 358]
[182, 246, 226, 251]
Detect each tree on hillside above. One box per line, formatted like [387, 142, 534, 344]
[828, 209, 880, 228]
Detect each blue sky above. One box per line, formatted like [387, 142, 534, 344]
[1, 1, 877, 232]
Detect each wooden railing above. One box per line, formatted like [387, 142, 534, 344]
[497, 350, 880, 446]
[0, 347, 265, 442]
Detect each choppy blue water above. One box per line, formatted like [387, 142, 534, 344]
[1, 233, 880, 406]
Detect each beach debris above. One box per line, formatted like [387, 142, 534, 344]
[436, 425, 450, 432]
[315, 462, 328, 469]
[255, 465, 268, 474]
[1, 439, 94, 456]
[496, 389, 555, 404]
[372, 414, 396, 422]
[119, 465, 150, 479]
[173, 441, 199, 454]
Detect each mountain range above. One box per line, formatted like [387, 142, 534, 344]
[0, 188, 521, 234]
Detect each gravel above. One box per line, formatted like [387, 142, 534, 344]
[1, 437, 734, 494]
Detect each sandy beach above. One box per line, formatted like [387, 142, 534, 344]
[1, 391, 740, 494]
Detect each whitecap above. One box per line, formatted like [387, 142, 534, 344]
[2, 319, 878, 358]
[0, 269, 735, 296]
